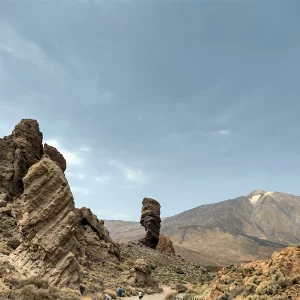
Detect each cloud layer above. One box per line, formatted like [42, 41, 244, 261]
[1, 0, 300, 220]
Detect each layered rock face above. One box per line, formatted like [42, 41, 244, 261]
[75, 207, 120, 264]
[44, 143, 66, 172]
[156, 234, 175, 256]
[0, 119, 123, 293]
[139, 198, 161, 248]
[10, 157, 80, 288]
[0, 119, 43, 197]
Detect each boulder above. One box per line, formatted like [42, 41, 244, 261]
[156, 234, 175, 256]
[0, 199, 7, 208]
[10, 157, 80, 288]
[134, 259, 154, 287]
[139, 198, 161, 248]
[44, 143, 66, 172]
[0, 193, 12, 203]
[0, 206, 12, 216]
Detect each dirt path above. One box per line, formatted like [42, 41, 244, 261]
[122, 286, 175, 300]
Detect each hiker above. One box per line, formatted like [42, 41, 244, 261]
[138, 291, 143, 300]
[117, 287, 123, 298]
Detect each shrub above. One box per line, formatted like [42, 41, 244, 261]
[276, 277, 288, 289]
[17, 277, 49, 290]
[175, 283, 187, 293]
[0, 261, 15, 278]
[229, 285, 245, 298]
[218, 294, 229, 300]
[3, 284, 81, 300]
[6, 237, 21, 250]
[242, 283, 256, 296]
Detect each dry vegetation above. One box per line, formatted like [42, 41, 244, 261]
[187, 246, 300, 300]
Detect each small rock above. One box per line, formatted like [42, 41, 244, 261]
[0, 200, 7, 207]
[0, 207, 12, 216]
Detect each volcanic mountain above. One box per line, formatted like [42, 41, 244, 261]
[106, 189, 300, 266]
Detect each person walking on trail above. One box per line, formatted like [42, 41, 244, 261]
[117, 287, 123, 298]
[138, 291, 143, 300]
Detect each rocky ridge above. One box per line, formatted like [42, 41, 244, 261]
[195, 246, 300, 300]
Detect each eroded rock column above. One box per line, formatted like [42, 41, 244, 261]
[10, 157, 80, 288]
[139, 198, 161, 248]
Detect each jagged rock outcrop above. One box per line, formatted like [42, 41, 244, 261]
[0, 119, 43, 197]
[44, 143, 66, 172]
[202, 246, 300, 300]
[156, 234, 175, 256]
[75, 207, 120, 263]
[133, 259, 155, 287]
[139, 198, 161, 248]
[10, 157, 80, 288]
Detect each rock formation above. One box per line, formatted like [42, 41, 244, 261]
[75, 207, 120, 263]
[156, 234, 175, 256]
[0, 119, 43, 197]
[133, 259, 155, 287]
[0, 119, 123, 294]
[203, 246, 300, 300]
[139, 198, 161, 248]
[44, 143, 66, 172]
[10, 157, 80, 288]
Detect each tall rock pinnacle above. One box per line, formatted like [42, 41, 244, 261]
[10, 157, 80, 288]
[139, 197, 161, 248]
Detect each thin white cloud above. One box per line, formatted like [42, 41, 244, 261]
[79, 146, 91, 152]
[66, 171, 87, 180]
[44, 139, 84, 165]
[0, 21, 58, 74]
[71, 186, 92, 196]
[94, 175, 112, 184]
[108, 160, 147, 185]
[212, 129, 231, 137]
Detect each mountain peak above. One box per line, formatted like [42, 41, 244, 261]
[247, 189, 267, 205]
[247, 189, 267, 197]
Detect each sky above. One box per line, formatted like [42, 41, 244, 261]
[0, 0, 300, 221]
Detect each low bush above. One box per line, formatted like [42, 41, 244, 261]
[175, 283, 187, 293]
[229, 285, 244, 298]
[2, 284, 81, 300]
[6, 237, 21, 250]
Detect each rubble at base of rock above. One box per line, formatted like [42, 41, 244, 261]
[156, 234, 176, 256]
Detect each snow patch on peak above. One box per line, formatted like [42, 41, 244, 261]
[248, 189, 267, 197]
[250, 194, 262, 205]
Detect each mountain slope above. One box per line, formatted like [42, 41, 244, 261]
[105, 190, 300, 266]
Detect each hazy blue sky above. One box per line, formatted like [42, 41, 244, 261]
[0, 0, 300, 221]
